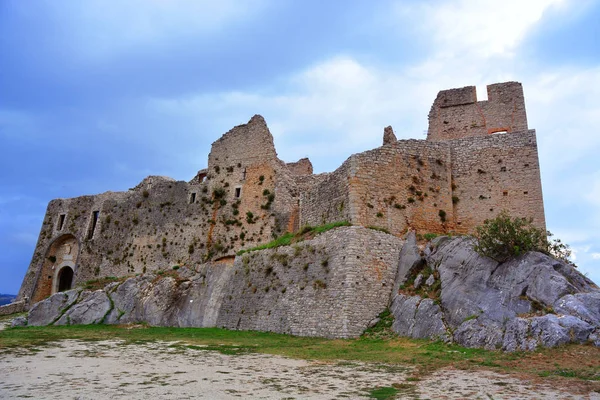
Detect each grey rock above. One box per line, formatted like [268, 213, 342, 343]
[425, 274, 435, 287]
[390, 295, 449, 341]
[502, 318, 537, 352]
[453, 318, 504, 350]
[392, 231, 423, 297]
[28, 290, 80, 326]
[55, 290, 112, 325]
[390, 294, 419, 336]
[11, 316, 27, 328]
[367, 317, 380, 329]
[554, 292, 600, 325]
[412, 299, 450, 342]
[413, 274, 423, 290]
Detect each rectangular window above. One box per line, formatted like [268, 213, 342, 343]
[235, 187, 241, 198]
[190, 193, 196, 204]
[87, 211, 99, 240]
[58, 214, 66, 231]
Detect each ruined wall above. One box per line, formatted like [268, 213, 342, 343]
[216, 226, 403, 338]
[347, 140, 454, 235]
[427, 82, 528, 141]
[286, 158, 313, 176]
[448, 130, 546, 232]
[299, 159, 352, 227]
[18, 116, 301, 304]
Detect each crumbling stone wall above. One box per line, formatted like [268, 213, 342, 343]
[448, 130, 545, 232]
[18, 116, 303, 304]
[286, 158, 313, 176]
[216, 226, 403, 338]
[428, 82, 528, 141]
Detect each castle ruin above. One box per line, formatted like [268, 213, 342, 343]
[15, 81, 545, 308]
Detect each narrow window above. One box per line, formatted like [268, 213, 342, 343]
[242, 168, 247, 180]
[87, 211, 99, 240]
[235, 187, 241, 198]
[523, 191, 528, 194]
[190, 193, 196, 204]
[503, 191, 508, 196]
[58, 214, 66, 231]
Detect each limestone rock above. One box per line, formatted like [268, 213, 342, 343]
[413, 274, 423, 290]
[382, 126, 397, 145]
[28, 290, 80, 326]
[55, 290, 112, 325]
[11, 316, 27, 328]
[425, 274, 435, 287]
[389, 236, 600, 351]
[392, 231, 423, 296]
[390, 294, 449, 342]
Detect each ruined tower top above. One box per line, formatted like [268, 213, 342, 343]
[427, 81, 528, 142]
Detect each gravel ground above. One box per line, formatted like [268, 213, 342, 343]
[1, 339, 598, 399]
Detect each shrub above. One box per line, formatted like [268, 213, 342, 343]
[473, 210, 572, 263]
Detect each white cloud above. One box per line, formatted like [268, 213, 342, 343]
[592, 253, 600, 260]
[395, 0, 567, 59]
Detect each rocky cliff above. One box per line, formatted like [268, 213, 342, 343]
[390, 234, 600, 350]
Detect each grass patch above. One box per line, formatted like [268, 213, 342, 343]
[80, 276, 127, 291]
[237, 221, 351, 255]
[367, 386, 399, 399]
[1, 324, 599, 387]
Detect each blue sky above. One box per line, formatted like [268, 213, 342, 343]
[1, 0, 599, 294]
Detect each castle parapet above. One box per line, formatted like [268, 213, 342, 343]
[427, 81, 528, 141]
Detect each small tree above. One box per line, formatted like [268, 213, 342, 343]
[473, 210, 572, 263]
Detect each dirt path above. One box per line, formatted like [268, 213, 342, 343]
[1, 339, 597, 399]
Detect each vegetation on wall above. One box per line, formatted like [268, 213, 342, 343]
[237, 221, 351, 255]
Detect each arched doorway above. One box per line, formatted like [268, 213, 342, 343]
[30, 234, 79, 303]
[57, 266, 74, 292]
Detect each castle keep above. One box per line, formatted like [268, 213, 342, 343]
[15, 81, 545, 310]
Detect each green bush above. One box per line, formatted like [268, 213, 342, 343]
[473, 210, 572, 263]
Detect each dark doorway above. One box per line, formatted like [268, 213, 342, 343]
[57, 267, 74, 292]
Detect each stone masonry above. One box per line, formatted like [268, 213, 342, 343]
[15, 81, 546, 307]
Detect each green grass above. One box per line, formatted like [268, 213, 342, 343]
[1, 324, 599, 386]
[367, 386, 399, 399]
[237, 221, 351, 255]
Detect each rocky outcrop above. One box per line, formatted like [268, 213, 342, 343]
[390, 236, 600, 350]
[383, 126, 397, 145]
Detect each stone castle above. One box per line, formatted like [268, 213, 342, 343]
[15, 81, 545, 310]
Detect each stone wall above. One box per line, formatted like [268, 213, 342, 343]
[286, 158, 313, 176]
[448, 130, 546, 232]
[216, 226, 403, 338]
[299, 159, 353, 227]
[0, 300, 26, 316]
[347, 140, 454, 235]
[427, 82, 528, 141]
[18, 116, 302, 304]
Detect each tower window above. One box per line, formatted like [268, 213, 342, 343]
[87, 211, 99, 240]
[235, 187, 241, 198]
[57, 214, 66, 231]
[190, 193, 197, 204]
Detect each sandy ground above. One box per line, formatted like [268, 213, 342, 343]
[1, 338, 598, 400]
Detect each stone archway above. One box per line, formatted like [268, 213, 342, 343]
[31, 234, 79, 303]
[57, 266, 74, 292]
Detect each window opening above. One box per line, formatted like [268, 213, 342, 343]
[87, 211, 100, 239]
[242, 168, 247, 180]
[58, 214, 66, 231]
[235, 187, 241, 198]
[190, 193, 196, 204]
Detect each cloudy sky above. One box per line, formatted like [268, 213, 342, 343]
[1, 0, 599, 294]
